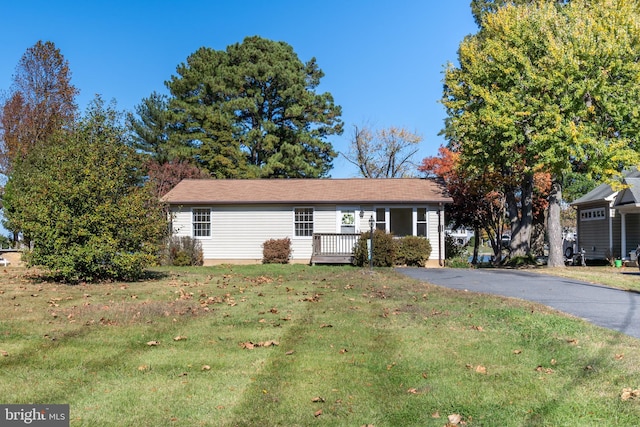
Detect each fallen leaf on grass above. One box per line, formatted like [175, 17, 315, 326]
[0, 350, 8, 357]
[339, 348, 348, 354]
[535, 365, 554, 374]
[319, 324, 333, 328]
[311, 397, 325, 403]
[513, 349, 522, 354]
[448, 413, 462, 424]
[314, 409, 322, 417]
[615, 353, 625, 360]
[138, 365, 149, 372]
[465, 364, 487, 374]
[201, 365, 211, 371]
[621, 388, 640, 401]
[285, 350, 295, 355]
[173, 336, 187, 341]
[240, 341, 279, 349]
[475, 365, 487, 374]
[146, 340, 160, 346]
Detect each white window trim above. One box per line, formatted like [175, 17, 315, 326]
[192, 207, 212, 239]
[372, 206, 431, 237]
[414, 207, 429, 237]
[337, 206, 360, 233]
[293, 207, 314, 239]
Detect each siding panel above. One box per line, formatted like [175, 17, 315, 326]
[170, 203, 445, 264]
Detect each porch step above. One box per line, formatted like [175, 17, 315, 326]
[311, 255, 353, 265]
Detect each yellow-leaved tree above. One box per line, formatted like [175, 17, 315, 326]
[442, 0, 640, 266]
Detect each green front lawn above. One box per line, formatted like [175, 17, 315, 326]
[1, 265, 639, 426]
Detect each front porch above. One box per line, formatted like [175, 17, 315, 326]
[311, 233, 361, 265]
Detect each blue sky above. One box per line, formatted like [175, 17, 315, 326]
[1, 1, 478, 178]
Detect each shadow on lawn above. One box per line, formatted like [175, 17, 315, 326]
[22, 268, 170, 285]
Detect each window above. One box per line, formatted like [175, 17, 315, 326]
[580, 207, 606, 222]
[295, 208, 314, 237]
[390, 208, 412, 237]
[193, 208, 211, 237]
[340, 210, 356, 233]
[417, 208, 427, 236]
[375, 208, 386, 231]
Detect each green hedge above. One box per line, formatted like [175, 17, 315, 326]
[395, 236, 432, 266]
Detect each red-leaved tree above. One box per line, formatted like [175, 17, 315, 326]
[0, 41, 78, 174]
[146, 159, 210, 198]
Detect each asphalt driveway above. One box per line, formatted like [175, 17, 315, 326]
[397, 267, 640, 339]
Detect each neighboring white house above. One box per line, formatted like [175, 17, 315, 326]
[446, 227, 474, 246]
[161, 178, 452, 266]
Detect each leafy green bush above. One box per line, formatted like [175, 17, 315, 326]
[446, 256, 472, 268]
[163, 236, 204, 266]
[262, 238, 291, 264]
[395, 236, 432, 266]
[445, 233, 466, 259]
[353, 230, 395, 267]
[3, 98, 168, 282]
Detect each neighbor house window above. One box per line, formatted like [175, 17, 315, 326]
[193, 208, 211, 237]
[580, 207, 606, 221]
[295, 208, 314, 237]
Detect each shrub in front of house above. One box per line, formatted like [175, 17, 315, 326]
[262, 238, 292, 264]
[395, 236, 432, 266]
[445, 233, 466, 259]
[353, 229, 395, 267]
[164, 236, 204, 266]
[446, 256, 472, 268]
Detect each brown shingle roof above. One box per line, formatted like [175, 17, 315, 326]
[161, 178, 452, 205]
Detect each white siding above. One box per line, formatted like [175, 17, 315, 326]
[428, 209, 441, 264]
[171, 205, 339, 262]
[170, 203, 445, 265]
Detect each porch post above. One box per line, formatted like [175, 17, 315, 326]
[621, 212, 627, 260]
[609, 207, 614, 259]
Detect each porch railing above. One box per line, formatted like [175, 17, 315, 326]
[311, 233, 361, 264]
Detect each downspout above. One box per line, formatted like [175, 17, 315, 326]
[438, 203, 444, 267]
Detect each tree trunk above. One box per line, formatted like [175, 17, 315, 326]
[508, 173, 534, 257]
[547, 179, 564, 268]
[472, 227, 480, 264]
